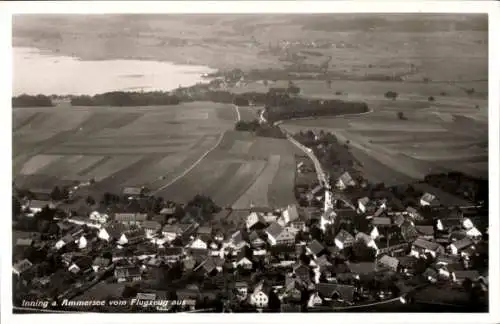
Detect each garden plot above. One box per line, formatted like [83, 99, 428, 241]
[267, 154, 297, 207]
[19, 154, 64, 175]
[81, 155, 143, 181]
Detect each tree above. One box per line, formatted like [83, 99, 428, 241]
[50, 186, 62, 201]
[13, 196, 21, 220]
[428, 96, 435, 102]
[326, 79, 332, 89]
[397, 112, 406, 120]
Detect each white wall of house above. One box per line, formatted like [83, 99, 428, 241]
[267, 233, 277, 246]
[55, 240, 66, 250]
[308, 292, 323, 308]
[450, 245, 459, 255]
[189, 238, 207, 249]
[250, 291, 269, 308]
[118, 234, 128, 246]
[420, 199, 430, 207]
[78, 236, 87, 249]
[162, 232, 178, 242]
[99, 229, 113, 241]
[370, 227, 380, 239]
[334, 238, 344, 250]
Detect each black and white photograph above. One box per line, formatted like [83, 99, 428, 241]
[3, 1, 499, 323]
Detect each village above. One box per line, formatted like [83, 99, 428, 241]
[12, 121, 489, 313]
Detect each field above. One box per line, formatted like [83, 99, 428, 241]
[13, 102, 300, 208]
[279, 79, 488, 185]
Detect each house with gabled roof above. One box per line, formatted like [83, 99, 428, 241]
[317, 283, 355, 304]
[249, 231, 266, 248]
[400, 221, 419, 243]
[92, 257, 111, 272]
[265, 223, 295, 246]
[118, 228, 146, 245]
[411, 238, 444, 258]
[246, 212, 267, 230]
[436, 218, 463, 233]
[346, 261, 376, 276]
[142, 220, 162, 238]
[357, 197, 371, 214]
[449, 237, 474, 255]
[228, 230, 250, 251]
[334, 229, 355, 250]
[278, 204, 300, 227]
[416, 225, 435, 240]
[161, 224, 181, 242]
[122, 186, 144, 198]
[336, 171, 356, 190]
[451, 270, 480, 285]
[406, 206, 423, 221]
[355, 232, 379, 251]
[187, 237, 208, 250]
[420, 192, 438, 207]
[306, 239, 326, 259]
[114, 265, 142, 283]
[293, 263, 311, 282]
[114, 212, 148, 226]
[13, 259, 33, 277]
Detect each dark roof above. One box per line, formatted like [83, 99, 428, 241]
[317, 283, 355, 302]
[315, 255, 332, 268]
[451, 237, 474, 251]
[159, 247, 183, 256]
[285, 205, 300, 222]
[335, 229, 354, 244]
[412, 238, 442, 251]
[397, 256, 418, 268]
[162, 224, 180, 233]
[197, 226, 212, 235]
[142, 220, 162, 231]
[346, 262, 375, 275]
[266, 222, 284, 238]
[372, 217, 392, 226]
[307, 239, 325, 256]
[401, 221, 419, 242]
[230, 230, 245, 244]
[416, 225, 434, 236]
[453, 270, 480, 281]
[393, 214, 406, 227]
[92, 257, 111, 267]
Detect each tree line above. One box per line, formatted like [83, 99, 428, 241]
[70, 91, 181, 106]
[12, 94, 53, 107]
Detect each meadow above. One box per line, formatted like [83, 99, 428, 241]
[13, 101, 301, 209]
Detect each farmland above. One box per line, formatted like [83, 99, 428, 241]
[13, 101, 300, 208]
[280, 79, 488, 185]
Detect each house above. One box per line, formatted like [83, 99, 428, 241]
[159, 247, 184, 262]
[436, 218, 463, 232]
[449, 237, 474, 255]
[278, 204, 300, 226]
[393, 214, 406, 228]
[122, 186, 144, 199]
[235, 281, 249, 301]
[89, 211, 109, 224]
[16, 238, 33, 247]
[114, 213, 148, 226]
[400, 221, 419, 242]
[465, 227, 482, 240]
[98, 223, 128, 242]
[196, 226, 213, 241]
[357, 197, 371, 214]
[118, 228, 146, 245]
[161, 225, 181, 242]
[54, 234, 75, 250]
[420, 192, 438, 207]
[355, 232, 379, 252]
[142, 221, 162, 238]
[308, 291, 324, 308]
[114, 266, 142, 283]
[377, 255, 399, 271]
[250, 281, 272, 309]
[12, 259, 33, 276]
[317, 283, 355, 304]
[293, 263, 311, 282]
[334, 229, 355, 250]
[397, 256, 418, 274]
[228, 230, 250, 251]
[313, 255, 333, 271]
[249, 231, 266, 248]
[423, 267, 438, 283]
[306, 240, 326, 259]
[188, 237, 208, 250]
[199, 257, 219, 276]
[336, 171, 356, 190]
[159, 207, 176, 217]
[411, 238, 444, 258]
[372, 216, 392, 227]
[235, 250, 253, 270]
[76, 235, 88, 249]
[246, 212, 267, 230]
[451, 270, 480, 285]
[265, 223, 295, 246]
[68, 257, 93, 275]
[406, 207, 423, 221]
[346, 262, 376, 276]
[416, 226, 435, 240]
[92, 257, 111, 272]
[25, 200, 55, 216]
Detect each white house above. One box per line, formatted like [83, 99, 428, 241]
[449, 237, 474, 255]
[250, 282, 270, 309]
[236, 256, 253, 269]
[466, 227, 482, 240]
[334, 229, 354, 250]
[77, 236, 88, 249]
[308, 292, 323, 308]
[246, 212, 266, 230]
[370, 226, 380, 240]
[13, 259, 33, 276]
[320, 208, 336, 232]
[89, 211, 109, 224]
[420, 192, 437, 207]
[355, 232, 379, 252]
[358, 197, 370, 214]
[188, 238, 208, 250]
[336, 171, 356, 190]
[278, 204, 300, 227]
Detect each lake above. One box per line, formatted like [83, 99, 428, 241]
[13, 47, 215, 96]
